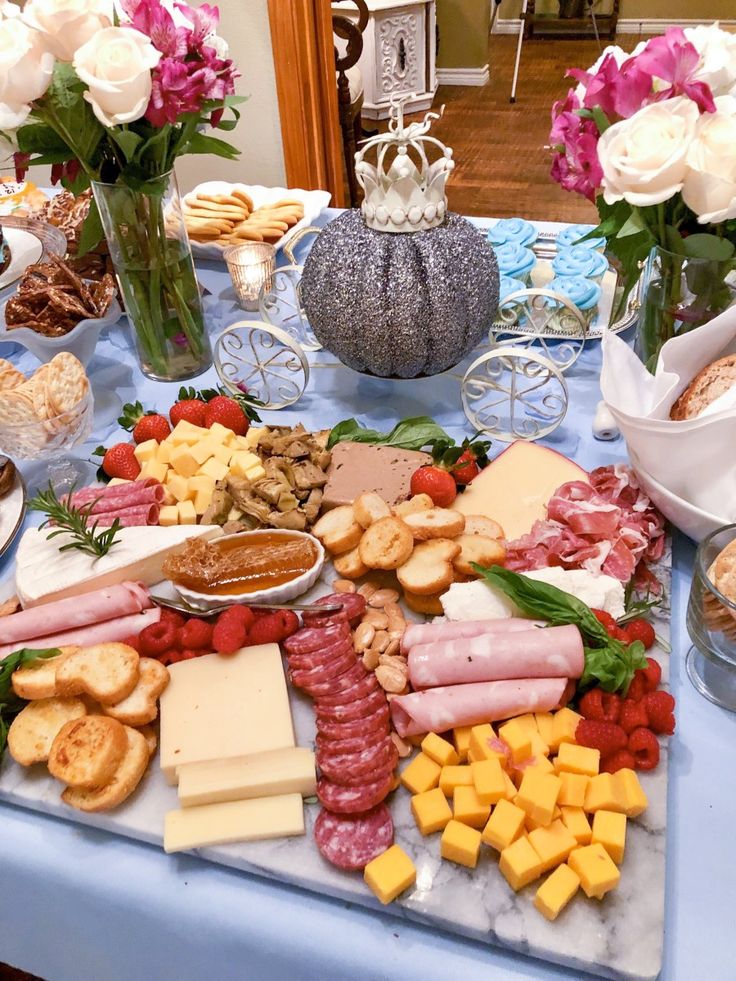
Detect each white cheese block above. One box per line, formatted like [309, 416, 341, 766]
[177, 747, 316, 807]
[159, 645, 295, 785]
[452, 441, 589, 541]
[164, 794, 305, 853]
[15, 524, 222, 607]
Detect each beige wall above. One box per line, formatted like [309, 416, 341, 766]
[499, 0, 736, 18]
[437, 0, 491, 69]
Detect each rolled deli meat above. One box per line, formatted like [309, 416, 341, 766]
[408, 624, 584, 689]
[401, 618, 544, 654]
[0, 607, 160, 660]
[390, 678, 571, 737]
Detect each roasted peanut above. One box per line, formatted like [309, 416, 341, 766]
[333, 579, 357, 593]
[353, 622, 375, 652]
[362, 649, 380, 670]
[369, 588, 400, 608]
[372, 630, 390, 653]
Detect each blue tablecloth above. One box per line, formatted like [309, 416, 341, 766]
[1, 212, 735, 981]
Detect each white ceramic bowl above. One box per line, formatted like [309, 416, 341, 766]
[173, 529, 325, 611]
[0, 295, 122, 366]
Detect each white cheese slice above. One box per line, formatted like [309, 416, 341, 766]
[177, 747, 316, 807]
[15, 524, 222, 607]
[164, 794, 304, 853]
[159, 644, 295, 785]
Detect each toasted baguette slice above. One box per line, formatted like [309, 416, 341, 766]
[353, 491, 392, 529]
[138, 725, 158, 757]
[55, 643, 140, 704]
[397, 539, 460, 595]
[6, 697, 87, 766]
[359, 516, 414, 570]
[452, 534, 507, 577]
[312, 505, 364, 555]
[403, 590, 445, 616]
[48, 715, 128, 789]
[103, 658, 169, 727]
[61, 726, 149, 813]
[670, 354, 736, 420]
[333, 545, 369, 580]
[462, 514, 506, 540]
[403, 508, 465, 541]
[12, 647, 77, 700]
[393, 494, 433, 518]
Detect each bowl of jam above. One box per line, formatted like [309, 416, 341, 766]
[162, 528, 325, 611]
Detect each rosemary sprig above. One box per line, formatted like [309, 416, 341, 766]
[28, 484, 122, 558]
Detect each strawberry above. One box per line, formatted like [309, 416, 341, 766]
[621, 618, 656, 650]
[430, 433, 491, 489]
[118, 401, 171, 444]
[410, 465, 457, 507]
[99, 443, 140, 480]
[452, 449, 480, 485]
[170, 397, 206, 428]
[204, 395, 249, 436]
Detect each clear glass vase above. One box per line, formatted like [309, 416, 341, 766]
[636, 245, 736, 373]
[92, 171, 212, 381]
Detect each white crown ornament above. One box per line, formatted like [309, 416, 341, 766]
[355, 95, 455, 234]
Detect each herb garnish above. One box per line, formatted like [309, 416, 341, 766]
[28, 484, 122, 558]
[0, 648, 62, 761]
[327, 416, 455, 452]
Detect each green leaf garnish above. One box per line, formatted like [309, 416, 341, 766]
[28, 484, 122, 558]
[327, 416, 454, 452]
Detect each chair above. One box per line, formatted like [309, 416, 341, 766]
[332, 0, 369, 207]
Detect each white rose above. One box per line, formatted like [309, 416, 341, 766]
[73, 27, 160, 128]
[0, 1, 21, 18]
[682, 95, 736, 224]
[0, 18, 53, 109]
[597, 97, 699, 208]
[22, 0, 113, 62]
[684, 22, 736, 98]
[0, 99, 29, 130]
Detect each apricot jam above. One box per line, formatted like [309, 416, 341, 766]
[163, 531, 319, 595]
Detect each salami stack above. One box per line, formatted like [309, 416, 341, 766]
[283, 592, 397, 871]
[68, 479, 165, 526]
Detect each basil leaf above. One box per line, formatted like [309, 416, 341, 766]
[327, 416, 454, 452]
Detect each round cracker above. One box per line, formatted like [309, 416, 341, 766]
[0, 359, 26, 390]
[0, 389, 40, 426]
[46, 352, 89, 415]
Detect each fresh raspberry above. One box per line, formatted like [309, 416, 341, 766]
[591, 609, 618, 637]
[622, 618, 656, 650]
[158, 648, 183, 666]
[575, 719, 628, 757]
[600, 692, 622, 722]
[204, 395, 249, 436]
[121, 634, 141, 653]
[101, 443, 140, 480]
[601, 749, 637, 773]
[179, 618, 214, 650]
[628, 727, 660, 770]
[217, 605, 255, 631]
[641, 656, 662, 692]
[626, 673, 648, 702]
[159, 607, 186, 629]
[578, 688, 606, 721]
[212, 616, 248, 654]
[246, 610, 299, 646]
[619, 698, 649, 735]
[409, 466, 457, 507]
[170, 398, 207, 428]
[179, 648, 202, 661]
[644, 690, 676, 735]
[139, 620, 178, 656]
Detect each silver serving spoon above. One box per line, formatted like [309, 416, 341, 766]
[150, 593, 343, 618]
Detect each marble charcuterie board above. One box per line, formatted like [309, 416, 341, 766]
[0, 557, 671, 981]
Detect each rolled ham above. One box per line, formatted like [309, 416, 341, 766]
[408, 624, 584, 689]
[70, 479, 165, 511]
[401, 618, 545, 654]
[390, 678, 571, 737]
[0, 607, 160, 660]
[91, 504, 160, 527]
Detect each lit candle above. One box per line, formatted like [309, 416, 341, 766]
[224, 243, 276, 311]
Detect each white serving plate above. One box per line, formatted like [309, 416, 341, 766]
[184, 182, 331, 260]
[0, 468, 26, 559]
[0, 227, 43, 291]
[0, 294, 122, 366]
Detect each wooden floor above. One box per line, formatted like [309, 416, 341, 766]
[412, 33, 651, 223]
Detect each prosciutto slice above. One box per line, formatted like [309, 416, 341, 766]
[0, 607, 160, 660]
[408, 624, 584, 689]
[390, 678, 571, 737]
[401, 618, 544, 654]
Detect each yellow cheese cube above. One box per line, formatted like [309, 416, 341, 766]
[555, 742, 600, 777]
[170, 444, 200, 478]
[498, 719, 532, 763]
[158, 505, 179, 526]
[189, 474, 216, 495]
[471, 758, 506, 805]
[364, 845, 416, 905]
[528, 818, 578, 872]
[516, 771, 561, 827]
[568, 843, 621, 899]
[453, 785, 491, 829]
[401, 753, 441, 795]
[167, 473, 193, 503]
[499, 835, 544, 891]
[439, 765, 473, 797]
[613, 768, 649, 818]
[161, 486, 176, 506]
[139, 459, 168, 483]
[207, 422, 233, 442]
[227, 507, 243, 522]
[591, 810, 627, 864]
[211, 442, 233, 466]
[411, 787, 453, 835]
[421, 733, 459, 768]
[106, 478, 131, 487]
[549, 707, 583, 751]
[190, 439, 217, 466]
[156, 441, 172, 465]
[133, 438, 159, 464]
[534, 712, 555, 747]
[171, 420, 208, 444]
[440, 819, 482, 868]
[558, 772, 590, 808]
[501, 769, 517, 801]
[245, 463, 266, 482]
[199, 457, 230, 482]
[534, 863, 580, 921]
[560, 806, 592, 845]
[481, 798, 526, 851]
[241, 426, 265, 449]
[194, 488, 214, 516]
[584, 773, 628, 814]
[177, 500, 197, 525]
[512, 713, 539, 735]
[453, 725, 472, 762]
[229, 451, 258, 479]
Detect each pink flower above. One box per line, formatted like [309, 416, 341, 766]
[568, 52, 653, 120]
[176, 1, 220, 46]
[549, 89, 603, 202]
[130, 0, 188, 58]
[635, 27, 716, 113]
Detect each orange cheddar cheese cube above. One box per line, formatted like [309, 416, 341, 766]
[364, 845, 416, 904]
[452, 726, 473, 762]
[453, 785, 491, 829]
[584, 773, 628, 814]
[560, 806, 592, 845]
[591, 810, 627, 864]
[469, 723, 506, 765]
[549, 707, 583, 752]
[555, 742, 600, 777]
[528, 818, 578, 872]
[471, 758, 506, 805]
[441, 819, 482, 868]
[411, 787, 453, 835]
[516, 771, 561, 827]
[498, 719, 532, 763]
[524, 803, 562, 833]
[534, 712, 555, 747]
[534, 863, 580, 921]
[568, 843, 620, 899]
[513, 755, 555, 787]
[421, 733, 459, 768]
[482, 798, 526, 852]
[499, 835, 544, 891]
[529, 730, 550, 758]
[439, 765, 473, 797]
[558, 772, 590, 808]
[613, 768, 649, 817]
[401, 753, 441, 795]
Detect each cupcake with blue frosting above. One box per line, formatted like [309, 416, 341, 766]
[487, 217, 537, 249]
[494, 241, 536, 283]
[547, 275, 601, 324]
[498, 275, 527, 323]
[556, 223, 606, 253]
[552, 245, 609, 283]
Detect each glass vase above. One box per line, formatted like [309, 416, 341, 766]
[636, 245, 736, 373]
[92, 171, 212, 381]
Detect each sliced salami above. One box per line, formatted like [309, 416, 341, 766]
[317, 772, 394, 814]
[317, 741, 398, 786]
[304, 592, 366, 627]
[316, 730, 387, 757]
[70, 478, 165, 510]
[321, 751, 399, 788]
[315, 688, 387, 723]
[315, 706, 390, 742]
[314, 671, 377, 707]
[314, 804, 394, 871]
[284, 637, 354, 672]
[298, 661, 367, 699]
[290, 650, 357, 689]
[91, 504, 159, 527]
[300, 611, 351, 631]
[283, 622, 350, 655]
